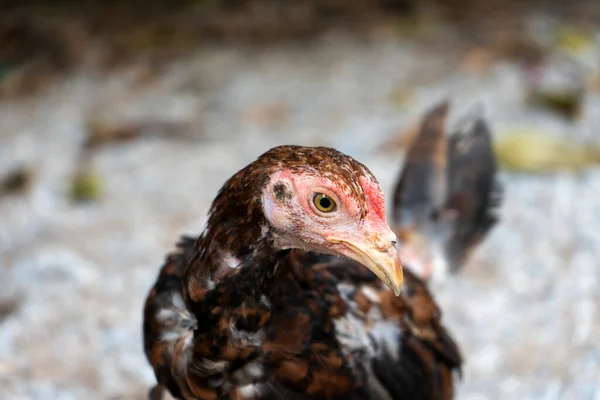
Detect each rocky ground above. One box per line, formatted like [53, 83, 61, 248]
[1, 9, 600, 400]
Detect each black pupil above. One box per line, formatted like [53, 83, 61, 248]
[319, 196, 331, 209]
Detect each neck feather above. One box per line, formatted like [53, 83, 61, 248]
[182, 227, 285, 324]
[181, 166, 283, 317]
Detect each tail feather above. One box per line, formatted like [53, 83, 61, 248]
[444, 114, 503, 271]
[391, 101, 503, 278]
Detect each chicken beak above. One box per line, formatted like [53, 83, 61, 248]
[326, 234, 403, 296]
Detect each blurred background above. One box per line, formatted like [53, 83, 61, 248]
[1, 0, 599, 399]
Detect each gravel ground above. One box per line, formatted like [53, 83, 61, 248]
[1, 20, 600, 400]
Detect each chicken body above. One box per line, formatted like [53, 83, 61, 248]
[144, 238, 461, 400]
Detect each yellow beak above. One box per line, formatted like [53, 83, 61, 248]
[326, 234, 404, 296]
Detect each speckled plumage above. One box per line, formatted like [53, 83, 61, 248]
[143, 145, 462, 400]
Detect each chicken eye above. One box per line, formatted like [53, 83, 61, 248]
[313, 193, 336, 213]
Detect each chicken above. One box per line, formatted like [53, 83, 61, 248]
[143, 145, 462, 400]
[392, 102, 502, 282]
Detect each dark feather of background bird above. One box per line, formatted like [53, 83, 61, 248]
[392, 101, 503, 282]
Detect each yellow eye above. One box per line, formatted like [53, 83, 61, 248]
[313, 193, 336, 213]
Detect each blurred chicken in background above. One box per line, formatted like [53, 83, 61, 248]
[391, 102, 503, 283]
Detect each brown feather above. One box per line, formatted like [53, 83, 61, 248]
[143, 145, 462, 400]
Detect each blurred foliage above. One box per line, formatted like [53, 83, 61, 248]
[0, 0, 597, 93]
[85, 120, 148, 150]
[0, 166, 33, 196]
[69, 171, 103, 203]
[527, 89, 584, 120]
[555, 25, 595, 54]
[494, 131, 600, 173]
[0, 0, 418, 97]
[84, 118, 199, 150]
